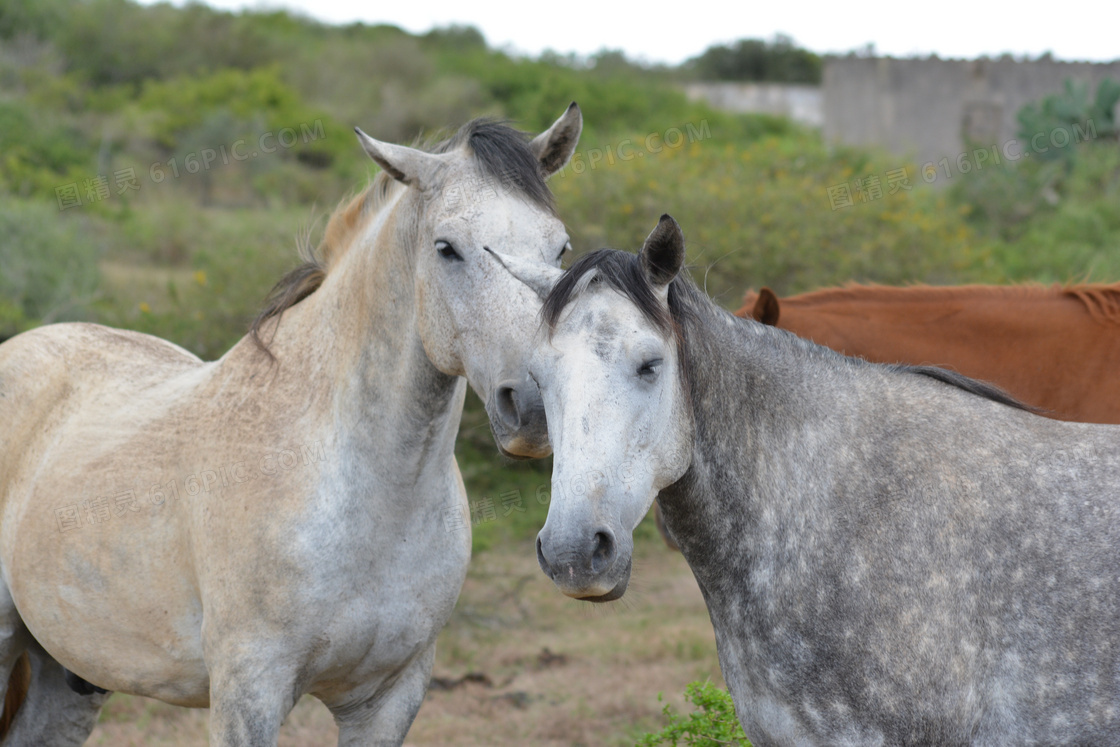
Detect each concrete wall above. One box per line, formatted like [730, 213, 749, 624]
[684, 82, 822, 127]
[822, 57, 1120, 167]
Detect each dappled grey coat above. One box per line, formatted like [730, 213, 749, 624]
[657, 286, 1120, 745]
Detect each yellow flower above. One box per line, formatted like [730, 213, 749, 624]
[139, 302, 151, 314]
[193, 270, 208, 287]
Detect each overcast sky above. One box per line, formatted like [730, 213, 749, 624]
[146, 0, 1118, 65]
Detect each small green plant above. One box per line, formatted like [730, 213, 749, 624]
[636, 680, 751, 746]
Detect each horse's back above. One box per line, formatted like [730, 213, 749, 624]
[0, 321, 202, 398]
[740, 285, 1120, 424]
[0, 321, 202, 372]
[0, 322, 203, 494]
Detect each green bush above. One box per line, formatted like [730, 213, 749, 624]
[52, 0, 282, 87]
[552, 129, 988, 306]
[1016, 77, 1119, 162]
[0, 100, 92, 198]
[0, 199, 102, 336]
[682, 35, 821, 84]
[951, 141, 1120, 283]
[636, 680, 751, 747]
[93, 205, 308, 360]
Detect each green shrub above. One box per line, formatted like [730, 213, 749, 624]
[636, 680, 751, 747]
[0, 198, 102, 336]
[951, 140, 1120, 282]
[0, 100, 92, 198]
[1016, 77, 1119, 162]
[52, 0, 282, 87]
[93, 205, 308, 360]
[682, 34, 821, 84]
[553, 129, 989, 306]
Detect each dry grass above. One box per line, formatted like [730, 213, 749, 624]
[85, 530, 720, 746]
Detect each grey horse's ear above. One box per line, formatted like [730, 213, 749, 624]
[529, 102, 583, 177]
[354, 128, 450, 188]
[640, 214, 685, 289]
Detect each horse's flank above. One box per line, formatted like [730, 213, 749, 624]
[737, 281, 1120, 424]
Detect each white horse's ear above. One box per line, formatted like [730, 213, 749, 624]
[354, 128, 449, 189]
[529, 102, 583, 177]
[486, 248, 564, 301]
[640, 214, 685, 289]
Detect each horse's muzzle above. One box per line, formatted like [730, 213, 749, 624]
[535, 527, 632, 602]
[488, 377, 551, 459]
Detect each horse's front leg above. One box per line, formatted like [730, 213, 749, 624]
[327, 645, 435, 747]
[206, 644, 300, 746]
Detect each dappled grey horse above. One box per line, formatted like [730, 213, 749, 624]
[494, 215, 1120, 745]
[0, 106, 581, 745]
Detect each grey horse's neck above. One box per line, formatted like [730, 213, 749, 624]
[655, 286, 870, 584]
[656, 282, 1030, 589]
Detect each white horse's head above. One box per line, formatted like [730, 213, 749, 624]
[492, 216, 695, 599]
[354, 105, 582, 458]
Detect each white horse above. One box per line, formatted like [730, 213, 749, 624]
[0, 105, 581, 745]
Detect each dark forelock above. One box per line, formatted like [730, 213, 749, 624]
[433, 119, 555, 214]
[542, 249, 698, 337]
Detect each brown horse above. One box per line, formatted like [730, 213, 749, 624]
[739, 283, 1120, 423]
[654, 281, 1120, 549]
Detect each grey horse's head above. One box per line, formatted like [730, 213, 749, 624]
[492, 216, 696, 599]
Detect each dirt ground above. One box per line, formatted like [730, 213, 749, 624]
[85, 533, 722, 746]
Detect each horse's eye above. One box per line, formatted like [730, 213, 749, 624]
[435, 240, 463, 261]
[556, 241, 572, 262]
[637, 358, 662, 381]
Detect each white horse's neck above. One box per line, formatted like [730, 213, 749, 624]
[226, 190, 465, 493]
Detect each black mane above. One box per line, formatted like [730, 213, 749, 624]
[897, 364, 1041, 413]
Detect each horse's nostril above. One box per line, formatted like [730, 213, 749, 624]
[536, 535, 552, 578]
[591, 530, 615, 574]
[496, 385, 521, 429]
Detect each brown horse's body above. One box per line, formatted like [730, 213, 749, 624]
[740, 283, 1120, 424]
